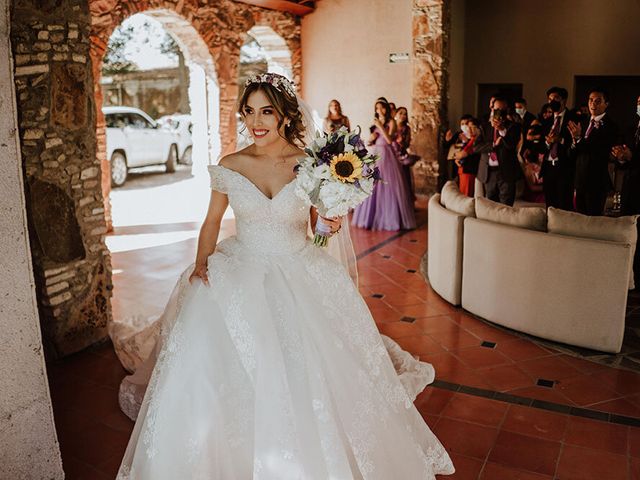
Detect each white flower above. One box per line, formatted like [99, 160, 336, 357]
[313, 164, 332, 180]
[358, 177, 375, 195]
[313, 137, 327, 150]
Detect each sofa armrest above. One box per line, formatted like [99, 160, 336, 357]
[427, 194, 465, 305]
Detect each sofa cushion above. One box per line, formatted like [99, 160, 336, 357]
[441, 181, 475, 217]
[475, 197, 547, 232]
[547, 207, 638, 289]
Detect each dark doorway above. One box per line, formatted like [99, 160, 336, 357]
[477, 83, 523, 118]
[574, 76, 640, 142]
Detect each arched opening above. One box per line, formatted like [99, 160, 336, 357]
[236, 25, 295, 148]
[96, 10, 222, 325]
[247, 25, 293, 80]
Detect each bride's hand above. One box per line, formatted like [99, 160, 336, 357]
[319, 215, 343, 235]
[189, 263, 209, 286]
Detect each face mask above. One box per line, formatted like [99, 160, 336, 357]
[549, 100, 562, 112]
[515, 107, 525, 117]
[461, 125, 471, 137]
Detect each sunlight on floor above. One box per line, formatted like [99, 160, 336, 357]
[106, 229, 200, 253]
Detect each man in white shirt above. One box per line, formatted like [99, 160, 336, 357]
[568, 88, 621, 215]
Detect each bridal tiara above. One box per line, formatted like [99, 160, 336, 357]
[245, 73, 297, 98]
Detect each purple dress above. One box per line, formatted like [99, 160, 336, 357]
[352, 126, 417, 231]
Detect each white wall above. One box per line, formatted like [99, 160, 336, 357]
[0, 2, 64, 478]
[301, 0, 413, 132]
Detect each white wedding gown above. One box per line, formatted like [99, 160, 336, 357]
[115, 164, 454, 479]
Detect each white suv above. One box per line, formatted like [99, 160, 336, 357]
[104, 106, 180, 187]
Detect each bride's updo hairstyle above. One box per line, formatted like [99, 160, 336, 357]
[239, 73, 306, 147]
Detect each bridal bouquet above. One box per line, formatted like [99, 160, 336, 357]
[295, 126, 380, 247]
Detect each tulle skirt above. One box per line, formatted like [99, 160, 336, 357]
[114, 237, 454, 479]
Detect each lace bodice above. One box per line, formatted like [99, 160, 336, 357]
[208, 165, 310, 255]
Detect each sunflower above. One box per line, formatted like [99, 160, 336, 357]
[329, 152, 363, 183]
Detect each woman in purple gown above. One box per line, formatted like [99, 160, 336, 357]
[352, 99, 416, 231]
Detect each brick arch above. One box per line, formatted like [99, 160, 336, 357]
[88, 0, 301, 228]
[248, 25, 293, 80]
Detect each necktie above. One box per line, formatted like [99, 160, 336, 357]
[585, 119, 596, 139]
[549, 116, 561, 159]
[634, 123, 640, 149]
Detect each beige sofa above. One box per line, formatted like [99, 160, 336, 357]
[427, 194, 464, 306]
[427, 183, 636, 353]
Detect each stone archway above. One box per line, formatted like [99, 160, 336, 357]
[248, 24, 294, 80]
[10, 0, 301, 359]
[90, 1, 303, 228]
[91, 8, 223, 229]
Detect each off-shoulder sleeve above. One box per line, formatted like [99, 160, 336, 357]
[207, 165, 227, 193]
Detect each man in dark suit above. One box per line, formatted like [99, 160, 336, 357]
[541, 87, 575, 210]
[515, 97, 536, 139]
[467, 97, 521, 206]
[568, 88, 621, 215]
[613, 94, 640, 286]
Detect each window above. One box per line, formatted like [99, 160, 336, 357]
[128, 113, 153, 129]
[105, 113, 128, 129]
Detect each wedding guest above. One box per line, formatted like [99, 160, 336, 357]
[515, 97, 536, 139]
[393, 106, 418, 201]
[612, 94, 640, 285]
[454, 117, 482, 197]
[521, 125, 546, 203]
[539, 103, 554, 128]
[481, 94, 498, 126]
[443, 114, 473, 183]
[569, 88, 621, 215]
[469, 97, 522, 206]
[389, 102, 397, 119]
[541, 86, 575, 210]
[352, 99, 416, 231]
[323, 99, 351, 134]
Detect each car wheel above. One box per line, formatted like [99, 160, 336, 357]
[180, 146, 193, 165]
[111, 152, 128, 187]
[165, 144, 178, 173]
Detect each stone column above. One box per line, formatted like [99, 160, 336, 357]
[411, 0, 451, 194]
[1, 1, 64, 477]
[11, 0, 113, 358]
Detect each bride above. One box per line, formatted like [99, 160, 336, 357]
[114, 73, 454, 479]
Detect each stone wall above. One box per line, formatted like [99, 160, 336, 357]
[11, 0, 113, 359]
[10, 0, 300, 358]
[411, 0, 450, 193]
[0, 0, 64, 477]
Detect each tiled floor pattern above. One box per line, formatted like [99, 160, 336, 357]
[47, 199, 640, 479]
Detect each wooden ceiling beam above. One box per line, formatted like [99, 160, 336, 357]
[235, 0, 316, 16]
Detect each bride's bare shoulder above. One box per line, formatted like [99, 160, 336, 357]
[218, 146, 255, 169]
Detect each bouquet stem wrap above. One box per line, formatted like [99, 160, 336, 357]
[314, 218, 332, 247]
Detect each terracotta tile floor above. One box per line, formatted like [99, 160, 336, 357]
[47, 198, 640, 479]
